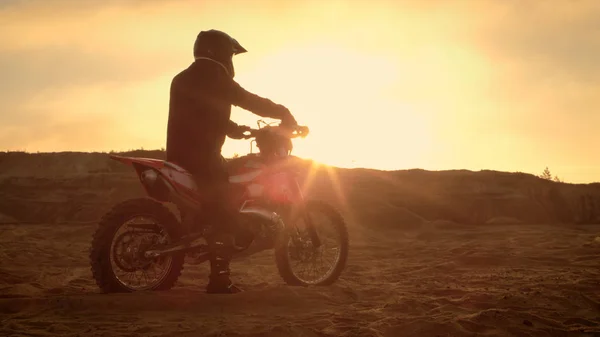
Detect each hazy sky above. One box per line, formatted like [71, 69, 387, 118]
[1, 0, 599, 183]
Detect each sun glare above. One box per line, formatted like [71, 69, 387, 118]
[222, 44, 435, 169]
[4, 0, 596, 182]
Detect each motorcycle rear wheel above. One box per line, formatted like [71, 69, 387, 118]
[89, 198, 185, 292]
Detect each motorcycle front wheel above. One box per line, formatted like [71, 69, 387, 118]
[274, 200, 349, 286]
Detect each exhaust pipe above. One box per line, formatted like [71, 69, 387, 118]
[239, 206, 285, 233]
[230, 207, 286, 260]
[143, 201, 285, 260]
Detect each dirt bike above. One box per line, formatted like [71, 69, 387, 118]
[89, 121, 349, 292]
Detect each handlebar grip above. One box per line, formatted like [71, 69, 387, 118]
[297, 126, 309, 136]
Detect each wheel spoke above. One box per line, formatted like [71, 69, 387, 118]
[109, 216, 174, 291]
[285, 207, 343, 285]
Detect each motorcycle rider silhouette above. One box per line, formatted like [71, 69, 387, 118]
[166, 29, 298, 293]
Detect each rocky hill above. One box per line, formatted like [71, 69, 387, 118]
[0, 150, 599, 226]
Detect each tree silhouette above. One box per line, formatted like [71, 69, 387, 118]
[540, 167, 563, 183]
[540, 167, 553, 180]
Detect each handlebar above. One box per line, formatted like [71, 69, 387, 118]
[242, 124, 309, 140]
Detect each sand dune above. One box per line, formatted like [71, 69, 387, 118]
[1, 221, 599, 336]
[1, 151, 600, 336]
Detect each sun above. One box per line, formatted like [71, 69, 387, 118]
[222, 43, 435, 169]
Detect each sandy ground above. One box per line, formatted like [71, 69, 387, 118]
[1, 222, 599, 337]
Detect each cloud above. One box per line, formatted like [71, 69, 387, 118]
[0, 105, 119, 151]
[452, 1, 600, 147]
[0, 0, 599, 181]
[0, 78, 171, 152]
[0, 47, 176, 100]
[474, 1, 600, 84]
[0, 0, 188, 147]
[0, 45, 179, 150]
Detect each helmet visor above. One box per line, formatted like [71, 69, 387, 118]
[232, 38, 247, 55]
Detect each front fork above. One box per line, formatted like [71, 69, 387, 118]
[288, 176, 322, 248]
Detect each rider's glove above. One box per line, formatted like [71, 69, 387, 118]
[277, 105, 298, 129]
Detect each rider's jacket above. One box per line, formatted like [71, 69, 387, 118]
[166, 59, 294, 180]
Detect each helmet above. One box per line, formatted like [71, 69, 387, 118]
[193, 29, 247, 78]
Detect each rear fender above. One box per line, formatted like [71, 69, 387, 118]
[109, 155, 201, 209]
[109, 154, 164, 172]
[109, 154, 165, 168]
[109, 155, 166, 193]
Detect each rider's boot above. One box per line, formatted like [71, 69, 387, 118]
[206, 232, 243, 294]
